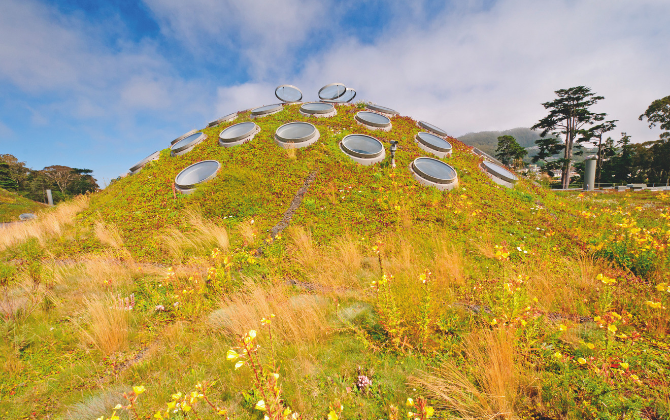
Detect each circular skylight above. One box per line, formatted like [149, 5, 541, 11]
[251, 104, 283, 118]
[418, 121, 448, 137]
[130, 150, 160, 174]
[318, 83, 346, 100]
[174, 160, 221, 194]
[171, 132, 206, 156]
[19, 213, 37, 221]
[171, 129, 197, 145]
[482, 161, 518, 185]
[208, 112, 237, 128]
[355, 111, 392, 131]
[275, 122, 319, 149]
[411, 157, 458, 190]
[219, 122, 260, 147]
[340, 134, 386, 165]
[415, 132, 452, 158]
[367, 103, 398, 116]
[275, 85, 303, 103]
[323, 88, 357, 103]
[300, 102, 336, 117]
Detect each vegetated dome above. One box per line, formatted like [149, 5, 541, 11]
[366, 103, 398, 116]
[300, 102, 336, 117]
[411, 157, 458, 190]
[340, 134, 386, 165]
[415, 132, 452, 158]
[251, 104, 283, 118]
[129, 150, 160, 174]
[171, 132, 206, 156]
[325, 88, 356, 103]
[418, 121, 448, 137]
[482, 161, 518, 187]
[355, 111, 392, 130]
[218, 121, 259, 147]
[318, 83, 346, 100]
[275, 85, 303, 103]
[275, 122, 319, 149]
[174, 160, 221, 194]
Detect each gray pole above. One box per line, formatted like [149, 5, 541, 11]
[584, 158, 597, 191]
[46, 189, 54, 206]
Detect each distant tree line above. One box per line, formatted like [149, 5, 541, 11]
[494, 89, 670, 187]
[0, 154, 98, 203]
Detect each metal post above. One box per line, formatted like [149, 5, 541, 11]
[46, 189, 53, 206]
[390, 140, 398, 168]
[584, 158, 596, 191]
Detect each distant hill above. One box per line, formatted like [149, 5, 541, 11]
[458, 127, 543, 156]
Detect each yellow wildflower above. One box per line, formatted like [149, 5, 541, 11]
[255, 400, 267, 411]
[620, 362, 629, 369]
[406, 398, 414, 407]
[133, 385, 146, 395]
[578, 358, 586, 365]
[554, 352, 562, 359]
[608, 324, 617, 333]
[226, 349, 239, 360]
[645, 301, 662, 309]
[559, 324, 567, 332]
[586, 343, 595, 350]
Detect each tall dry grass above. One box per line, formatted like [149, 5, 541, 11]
[160, 209, 230, 259]
[209, 281, 329, 345]
[94, 220, 124, 249]
[81, 295, 129, 355]
[413, 327, 522, 419]
[0, 194, 90, 250]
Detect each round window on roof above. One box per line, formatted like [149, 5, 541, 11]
[299, 102, 337, 118]
[208, 112, 237, 128]
[410, 157, 458, 191]
[275, 122, 319, 149]
[340, 134, 386, 166]
[251, 104, 283, 118]
[366, 103, 398, 116]
[418, 121, 448, 137]
[481, 161, 518, 188]
[171, 129, 197, 145]
[415, 132, 452, 158]
[171, 132, 206, 156]
[219, 122, 260, 148]
[318, 83, 347, 100]
[174, 160, 221, 194]
[275, 85, 303, 103]
[322, 88, 357, 103]
[355, 111, 392, 131]
[130, 150, 160, 174]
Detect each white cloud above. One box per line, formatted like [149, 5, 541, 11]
[142, 0, 329, 77]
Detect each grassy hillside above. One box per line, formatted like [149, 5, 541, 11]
[0, 187, 47, 223]
[1, 102, 669, 420]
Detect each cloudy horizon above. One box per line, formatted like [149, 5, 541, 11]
[1, 0, 668, 184]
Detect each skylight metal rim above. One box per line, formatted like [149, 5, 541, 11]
[171, 129, 198, 145]
[274, 122, 319, 144]
[366, 103, 399, 116]
[411, 157, 458, 185]
[417, 120, 448, 137]
[219, 122, 261, 143]
[355, 111, 392, 129]
[170, 132, 206, 156]
[482, 160, 518, 183]
[340, 134, 385, 159]
[299, 102, 336, 115]
[250, 104, 284, 118]
[275, 84, 303, 103]
[174, 160, 221, 192]
[129, 150, 161, 173]
[321, 88, 356, 103]
[318, 82, 347, 100]
[415, 132, 453, 153]
[208, 112, 238, 128]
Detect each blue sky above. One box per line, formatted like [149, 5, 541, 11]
[1, 0, 669, 185]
